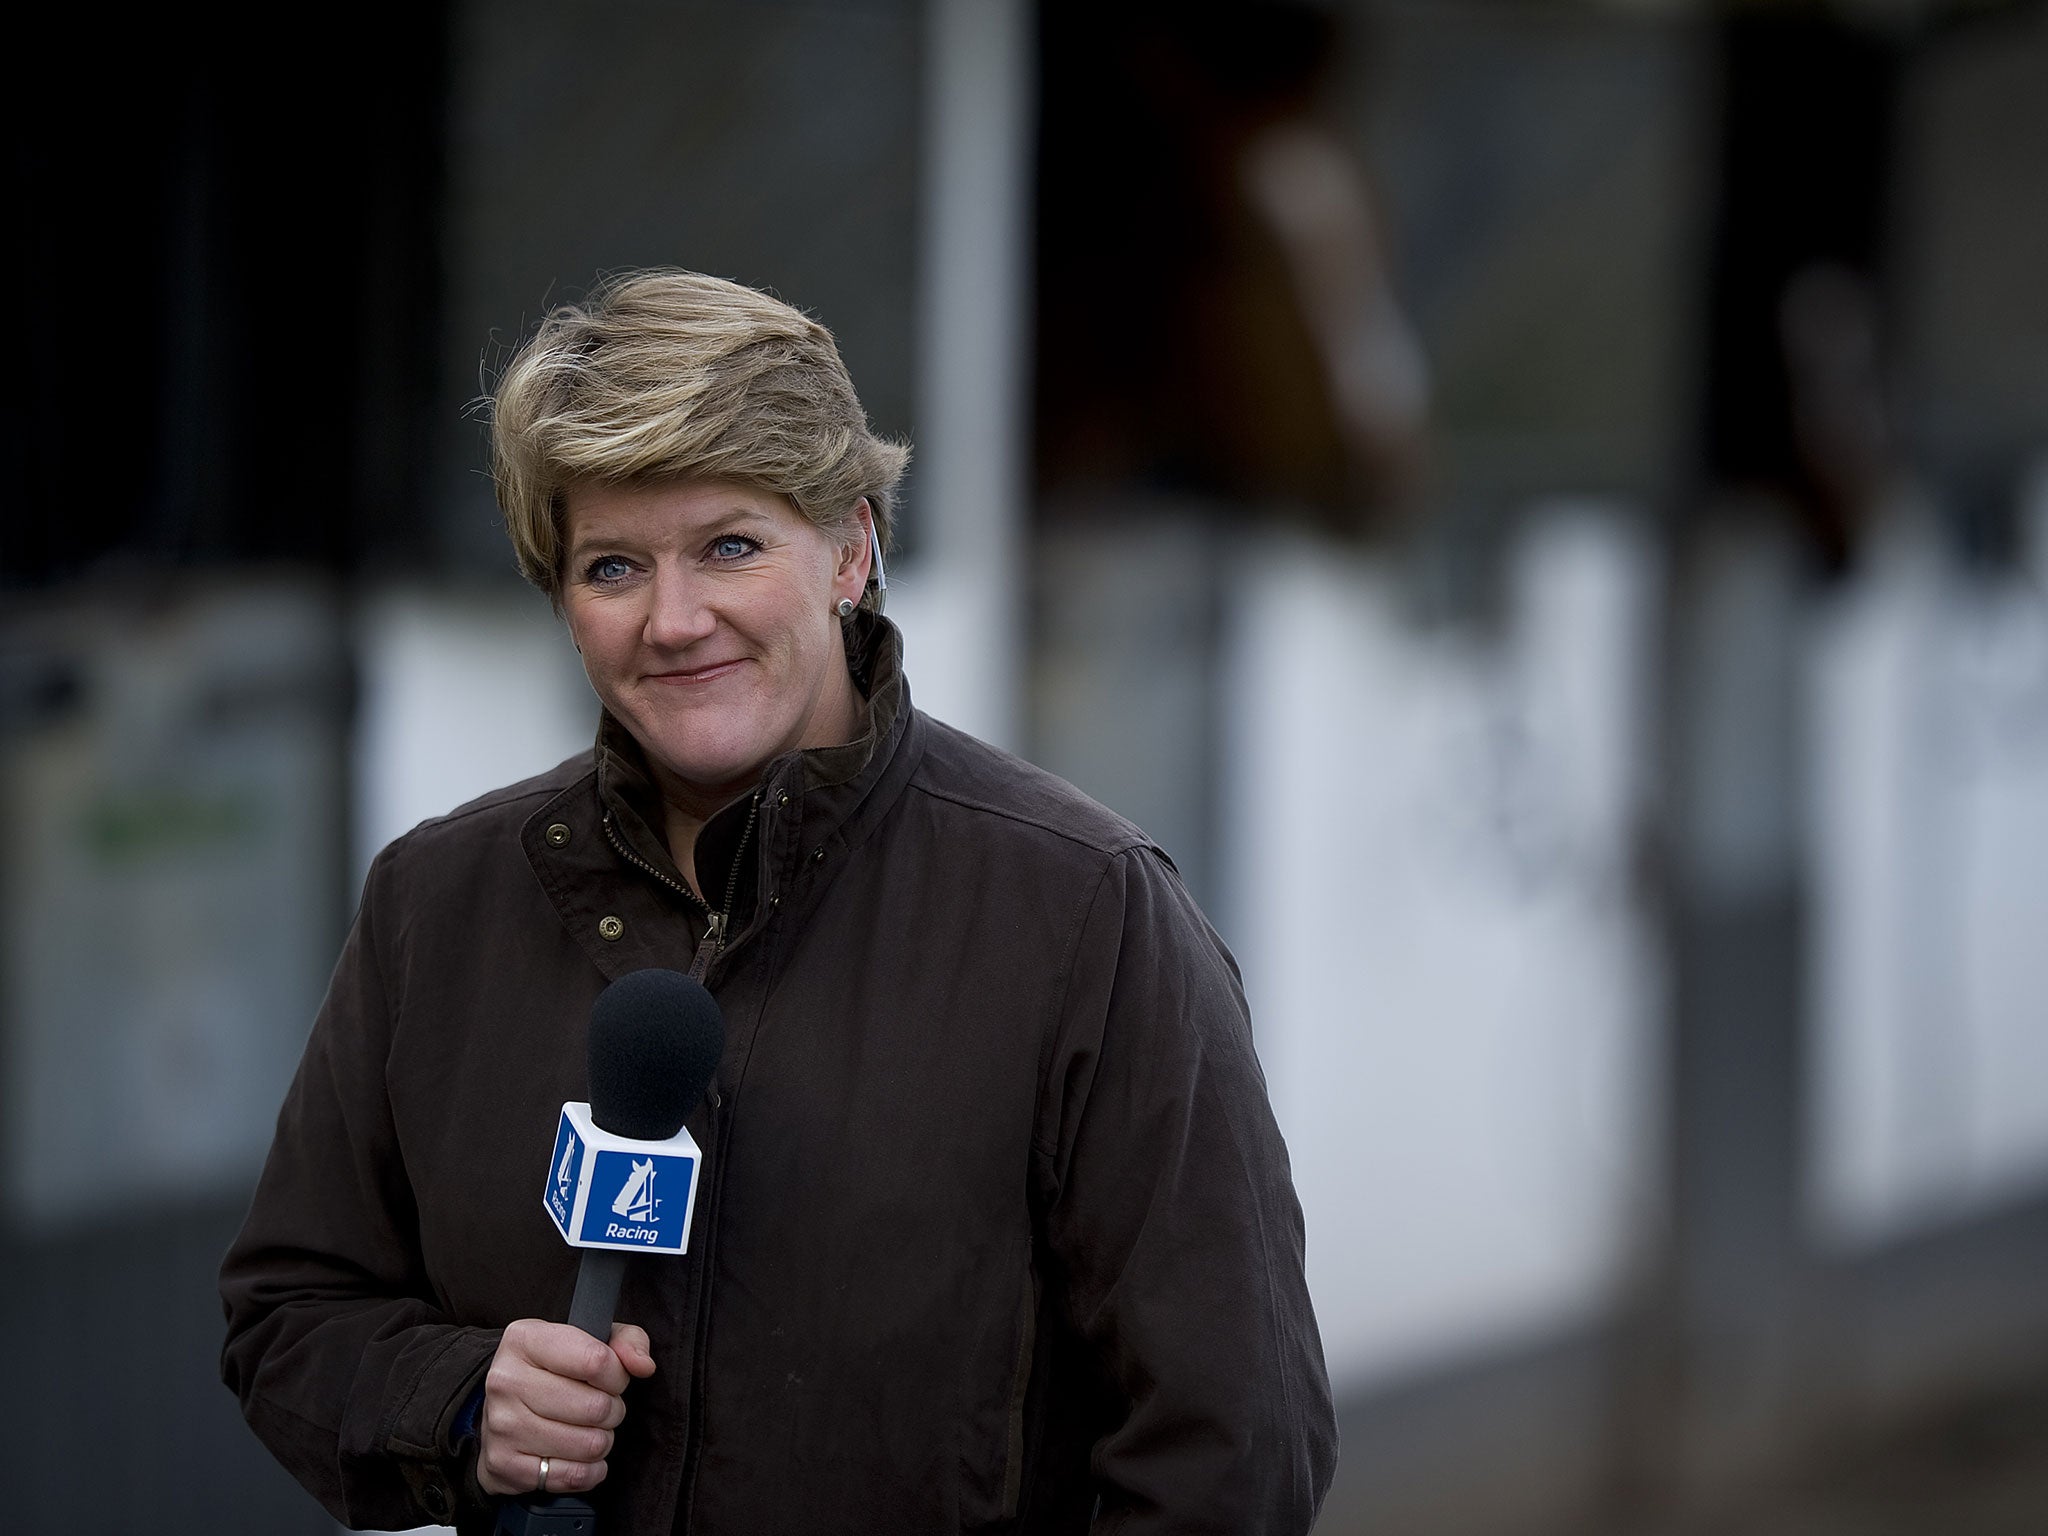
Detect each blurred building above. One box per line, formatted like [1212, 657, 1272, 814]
[5, 2, 2047, 1533]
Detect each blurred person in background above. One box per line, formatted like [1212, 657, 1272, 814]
[1038, 0, 1427, 530]
[219, 270, 1335, 1534]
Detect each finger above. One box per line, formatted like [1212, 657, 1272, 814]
[533, 1454, 608, 1497]
[505, 1319, 632, 1394]
[484, 1366, 623, 1435]
[493, 1359, 618, 1433]
[479, 1446, 610, 1498]
[609, 1323, 657, 1378]
[478, 1404, 616, 1479]
[484, 1394, 619, 1457]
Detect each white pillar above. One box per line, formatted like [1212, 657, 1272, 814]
[894, 0, 1033, 751]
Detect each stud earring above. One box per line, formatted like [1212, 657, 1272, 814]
[836, 597, 856, 619]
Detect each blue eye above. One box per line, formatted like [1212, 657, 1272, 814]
[710, 535, 760, 561]
[585, 555, 633, 585]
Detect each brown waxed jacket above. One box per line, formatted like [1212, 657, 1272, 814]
[220, 617, 1336, 1534]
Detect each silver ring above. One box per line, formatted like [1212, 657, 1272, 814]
[537, 1456, 551, 1494]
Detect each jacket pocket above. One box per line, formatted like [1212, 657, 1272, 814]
[957, 1245, 1036, 1531]
[999, 1277, 1035, 1519]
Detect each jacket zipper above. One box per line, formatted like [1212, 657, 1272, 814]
[603, 792, 763, 1530]
[712, 793, 761, 950]
[674, 792, 764, 1529]
[600, 789, 759, 960]
[602, 811, 702, 908]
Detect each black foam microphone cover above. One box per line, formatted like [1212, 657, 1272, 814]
[586, 968, 725, 1140]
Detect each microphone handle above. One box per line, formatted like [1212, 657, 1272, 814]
[494, 1495, 596, 1534]
[567, 1248, 629, 1340]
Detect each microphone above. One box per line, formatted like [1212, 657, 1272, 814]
[499, 970, 723, 1536]
[554, 968, 725, 1336]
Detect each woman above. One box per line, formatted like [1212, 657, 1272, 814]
[221, 270, 1335, 1534]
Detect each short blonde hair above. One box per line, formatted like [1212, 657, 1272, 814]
[490, 269, 909, 603]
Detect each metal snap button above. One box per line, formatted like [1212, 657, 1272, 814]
[811, 846, 826, 863]
[545, 823, 571, 847]
[416, 1471, 453, 1521]
[598, 915, 625, 941]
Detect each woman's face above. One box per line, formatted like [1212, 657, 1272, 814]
[561, 479, 870, 812]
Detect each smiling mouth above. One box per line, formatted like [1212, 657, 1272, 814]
[647, 660, 745, 684]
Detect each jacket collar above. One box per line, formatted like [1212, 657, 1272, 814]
[523, 612, 921, 982]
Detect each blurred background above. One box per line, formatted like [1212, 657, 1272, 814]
[5, 0, 2047, 1531]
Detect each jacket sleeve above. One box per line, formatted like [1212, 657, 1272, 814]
[1033, 846, 1338, 1534]
[219, 847, 501, 1530]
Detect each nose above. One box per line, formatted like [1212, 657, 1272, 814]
[642, 560, 717, 650]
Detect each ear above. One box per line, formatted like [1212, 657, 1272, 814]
[832, 498, 875, 607]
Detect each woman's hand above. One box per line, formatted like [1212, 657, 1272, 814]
[476, 1319, 657, 1497]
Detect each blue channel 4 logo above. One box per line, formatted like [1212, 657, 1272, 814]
[577, 1149, 692, 1252]
[546, 1117, 586, 1231]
